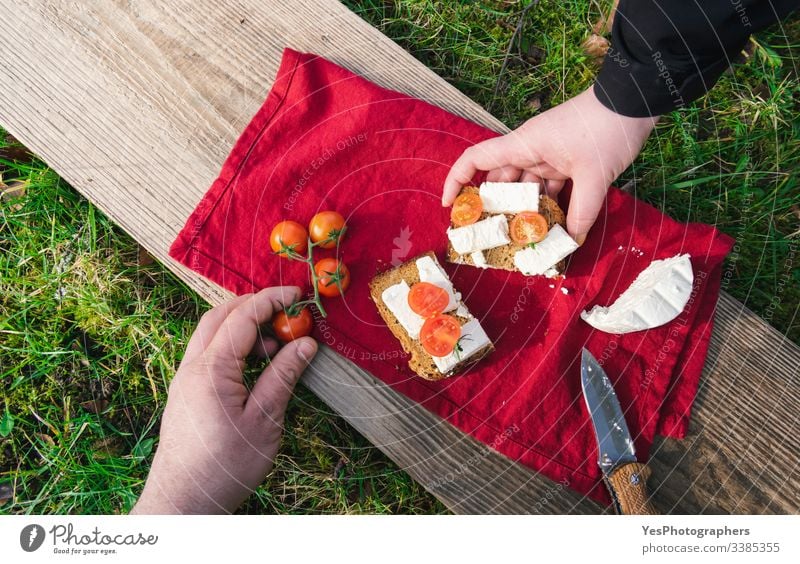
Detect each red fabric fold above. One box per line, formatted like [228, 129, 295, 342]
[170, 48, 734, 506]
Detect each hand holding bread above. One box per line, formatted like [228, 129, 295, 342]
[442, 86, 658, 245]
[445, 183, 576, 277]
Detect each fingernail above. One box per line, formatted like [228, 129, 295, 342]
[575, 233, 587, 246]
[296, 338, 317, 361]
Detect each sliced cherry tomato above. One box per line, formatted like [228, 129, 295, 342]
[408, 282, 450, 317]
[315, 258, 350, 298]
[309, 211, 346, 249]
[270, 220, 308, 256]
[272, 306, 313, 343]
[509, 212, 549, 245]
[419, 314, 461, 357]
[451, 192, 483, 227]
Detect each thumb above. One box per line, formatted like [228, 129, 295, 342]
[566, 171, 608, 245]
[245, 337, 318, 423]
[442, 135, 518, 205]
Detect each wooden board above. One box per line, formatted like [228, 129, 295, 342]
[1, 0, 797, 514]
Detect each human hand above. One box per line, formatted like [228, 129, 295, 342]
[443, 85, 658, 244]
[131, 286, 318, 514]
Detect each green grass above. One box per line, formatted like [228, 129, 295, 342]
[1, 0, 798, 514]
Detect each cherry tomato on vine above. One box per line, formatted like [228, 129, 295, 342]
[270, 220, 308, 257]
[272, 306, 313, 343]
[309, 211, 346, 249]
[314, 258, 350, 298]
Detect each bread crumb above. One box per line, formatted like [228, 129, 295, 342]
[560, 287, 569, 295]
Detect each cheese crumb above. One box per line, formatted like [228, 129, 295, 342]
[470, 250, 489, 269]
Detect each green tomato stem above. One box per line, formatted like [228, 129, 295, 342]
[280, 233, 346, 319]
[304, 237, 327, 318]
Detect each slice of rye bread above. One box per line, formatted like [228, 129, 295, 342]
[369, 251, 495, 381]
[446, 185, 568, 273]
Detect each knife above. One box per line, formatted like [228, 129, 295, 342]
[581, 348, 659, 515]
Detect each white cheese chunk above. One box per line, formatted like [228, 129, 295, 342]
[431, 318, 491, 374]
[479, 182, 539, 213]
[581, 254, 694, 334]
[455, 303, 472, 319]
[415, 255, 460, 312]
[470, 250, 489, 269]
[513, 224, 578, 276]
[380, 281, 425, 339]
[447, 214, 510, 255]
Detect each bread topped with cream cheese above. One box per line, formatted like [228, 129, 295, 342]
[369, 252, 494, 381]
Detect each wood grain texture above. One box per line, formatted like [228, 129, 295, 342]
[0, 0, 797, 514]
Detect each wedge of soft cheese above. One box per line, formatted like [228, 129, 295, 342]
[431, 318, 491, 374]
[447, 214, 510, 255]
[581, 254, 694, 334]
[381, 280, 425, 339]
[415, 255, 460, 311]
[479, 182, 539, 213]
[513, 224, 579, 276]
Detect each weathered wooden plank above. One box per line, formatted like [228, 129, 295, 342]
[648, 292, 800, 514]
[303, 347, 599, 514]
[0, 0, 797, 513]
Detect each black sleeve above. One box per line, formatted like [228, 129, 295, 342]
[594, 0, 798, 117]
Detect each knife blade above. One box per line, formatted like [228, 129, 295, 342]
[581, 348, 659, 515]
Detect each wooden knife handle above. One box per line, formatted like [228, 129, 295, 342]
[604, 462, 659, 515]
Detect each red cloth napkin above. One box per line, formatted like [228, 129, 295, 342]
[170, 48, 733, 505]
